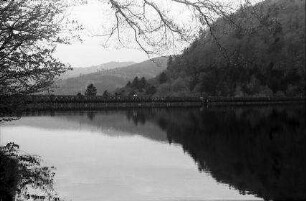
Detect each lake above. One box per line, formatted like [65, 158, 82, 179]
[1, 106, 305, 201]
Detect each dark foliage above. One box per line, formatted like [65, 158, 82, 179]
[85, 83, 97, 97]
[0, 142, 57, 200]
[155, 0, 305, 97]
[158, 72, 168, 84]
[102, 90, 111, 98]
[0, 0, 74, 96]
[118, 76, 156, 97]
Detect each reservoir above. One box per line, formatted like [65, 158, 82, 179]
[1, 106, 305, 201]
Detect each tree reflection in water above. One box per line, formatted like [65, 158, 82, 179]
[0, 142, 59, 201]
[126, 106, 306, 200]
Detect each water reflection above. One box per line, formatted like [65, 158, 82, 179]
[86, 112, 96, 121]
[2, 106, 305, 200]
[124, 106, 306, 200]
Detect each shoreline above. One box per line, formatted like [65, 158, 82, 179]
[11, 97, 306, 112]
[1, 96, 305, 113]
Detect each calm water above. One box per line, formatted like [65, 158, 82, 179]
[1, 106, 305, 201]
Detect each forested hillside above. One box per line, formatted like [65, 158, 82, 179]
[60, 61, 135, 79]
[53, 57, 167, 95]
[151, 0, 305, 97]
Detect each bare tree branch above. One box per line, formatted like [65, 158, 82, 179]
[90, 0, 247, 59]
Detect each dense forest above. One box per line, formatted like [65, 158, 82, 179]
[115, 76, 157, 97]
[119, 0, 305, 97]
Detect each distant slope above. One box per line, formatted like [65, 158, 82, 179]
[54, 57, 168, 95]
[60, 61, 135, 79]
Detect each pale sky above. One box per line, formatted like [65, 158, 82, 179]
[55, 41, 149, 67]
[54, 0, 261, 68]
[54, 1, 149, 67]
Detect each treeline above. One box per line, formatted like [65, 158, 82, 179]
[119, 0, 305, 98]
[115, 76, 157, 97]
[76, 77, 157, 98]
[1, 95, 303, 106]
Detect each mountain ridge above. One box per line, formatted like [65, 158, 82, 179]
[60, 61, 136, 80]
[54, 57, 168, 95]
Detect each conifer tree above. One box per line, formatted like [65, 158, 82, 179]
[85, 84, 97, 96]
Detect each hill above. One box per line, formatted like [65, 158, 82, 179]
[60, 61, 135, 79]
[54, 57, 168, 95]
[151, 0, 305, 97]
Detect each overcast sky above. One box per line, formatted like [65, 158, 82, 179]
[54, 1, 149, 67]
[55, 41, 148, 67]
[54, 0, 261, 68]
